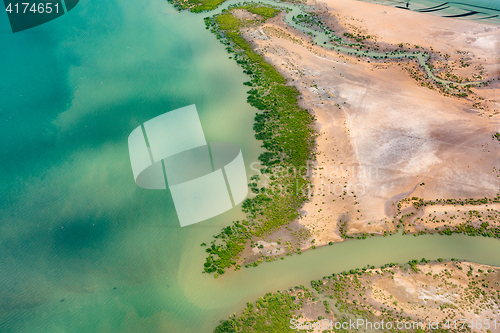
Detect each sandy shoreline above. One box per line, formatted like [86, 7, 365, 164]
[235, 0, 500, 261]
[216, 259, 500, 333]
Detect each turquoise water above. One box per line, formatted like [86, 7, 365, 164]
[1, 0, 500, 332]
[0, 0, 261, 331]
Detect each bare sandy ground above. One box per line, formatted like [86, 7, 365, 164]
[287, 261, 500, 333]
[238, 0, 500, 247]
[315, 0, 500, 79]
[342, 261, 500, 331]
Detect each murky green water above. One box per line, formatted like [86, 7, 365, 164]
[1, 0, 499, 332]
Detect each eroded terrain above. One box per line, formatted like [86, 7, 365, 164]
[216, 260, 500, 332]
[232, 0, 500, 264]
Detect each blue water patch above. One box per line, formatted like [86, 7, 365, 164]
[362, 0, 500, 23]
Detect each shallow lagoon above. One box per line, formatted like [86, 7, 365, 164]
[0, 0, 499, 332]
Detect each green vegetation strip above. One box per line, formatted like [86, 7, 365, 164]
[396, 196, 500, 238]
[215, 290, 305, 332]
[202, 5, 315, 277]
[167, 0, 228, 13]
